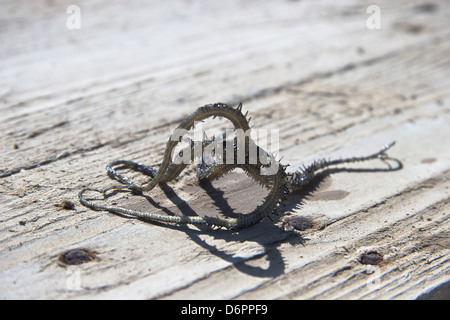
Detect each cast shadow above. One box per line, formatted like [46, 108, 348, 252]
[102, 157, 403, 278]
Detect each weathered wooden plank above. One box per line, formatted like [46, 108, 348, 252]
[1, 0, 449, 299]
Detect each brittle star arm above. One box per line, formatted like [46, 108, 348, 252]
[286, 141, 396, 191]
[78, 162, 286, 230]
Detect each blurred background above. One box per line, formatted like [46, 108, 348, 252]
[3, 0, 447, 116]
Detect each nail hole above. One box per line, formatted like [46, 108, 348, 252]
[286, 216, 313, 231]
[360, 251, 383, 265]
[55, 200, 76, 210]
[59, 249, 97, 265]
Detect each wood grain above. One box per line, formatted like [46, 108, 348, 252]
[1, 0, 449, 299]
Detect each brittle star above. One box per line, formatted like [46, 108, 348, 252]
[79, 103, 396, 230]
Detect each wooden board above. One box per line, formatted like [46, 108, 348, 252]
[1, 0, 449, 300]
